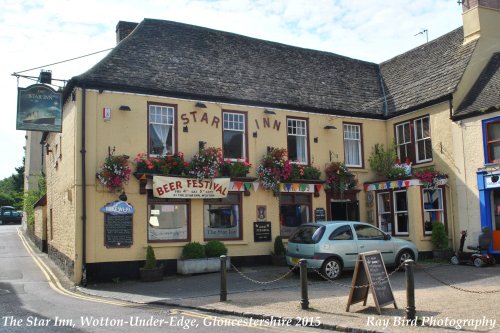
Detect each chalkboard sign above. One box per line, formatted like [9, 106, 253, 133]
[346, 251, 397, 314]
[104, 214, 133, 248]
[253, 222, 271, 242]
[314, 208, 326, 222]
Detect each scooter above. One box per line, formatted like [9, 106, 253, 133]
[450, 228, 496, 267]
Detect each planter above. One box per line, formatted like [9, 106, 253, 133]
[271, 254, 287, 266]
[177, 257, 231, 275]
[139, 266, 163, 282]
[432, 249, 452, 261]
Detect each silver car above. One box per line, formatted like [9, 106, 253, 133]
[286, 221, 418, 279]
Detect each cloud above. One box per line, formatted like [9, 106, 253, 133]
[0, 0, 462, 179]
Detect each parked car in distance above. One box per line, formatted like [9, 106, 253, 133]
[286, 221, 418, 279]
[0, 206, 23, 225]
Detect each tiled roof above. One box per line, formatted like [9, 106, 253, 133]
[64, 19, 477, 119]
[454, 53, 500, 119]
[380, 28, 477, 116]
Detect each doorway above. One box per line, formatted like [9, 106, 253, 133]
[330, 201, 359, 221]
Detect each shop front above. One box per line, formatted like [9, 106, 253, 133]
[477, 170, 500, 254]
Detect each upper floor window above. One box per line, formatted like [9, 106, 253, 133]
[395, 115, 432, 164]
[344, 123, 362, 167]
[483, 118, 500, 163]
[149, 104, 175, 156]
[223, 111, 246, 160]
[287, 118, 308, 164]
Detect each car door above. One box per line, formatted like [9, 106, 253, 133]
[353, 223, 395, 264]
[286, 225, 324, 264]
[323, 224, 358, 269]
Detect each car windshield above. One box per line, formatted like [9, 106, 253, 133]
[289, 225, 325, 244]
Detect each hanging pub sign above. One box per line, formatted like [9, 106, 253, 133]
[17, 84, 62, 132]
[153, 176, 230, 199]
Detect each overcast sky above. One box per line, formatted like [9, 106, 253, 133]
[1, 0, 463, 180]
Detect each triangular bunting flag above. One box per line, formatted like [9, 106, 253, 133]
[252, 181, 260, 192]
[234, 181, 243, 191]
[244, 182, 252, 191]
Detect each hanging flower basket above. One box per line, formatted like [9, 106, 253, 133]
[324, 162, 357, 195]
[256, 148, 292, 195]
[413, 169, 448, 189]
[97, 154, 131, 193]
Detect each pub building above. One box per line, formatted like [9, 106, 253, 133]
[28, 1, 500, 283]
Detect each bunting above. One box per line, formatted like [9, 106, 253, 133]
[364, 179, 422, 191]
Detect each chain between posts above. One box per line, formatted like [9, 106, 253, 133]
[230, 262, 300, 284]
[416, 263, 500, 294]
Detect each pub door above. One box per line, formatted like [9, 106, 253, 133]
[330, 201, 359, 221]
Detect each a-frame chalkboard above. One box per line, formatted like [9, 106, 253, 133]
[346, 251, 397, 314]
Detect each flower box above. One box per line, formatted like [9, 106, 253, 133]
[176, 257, 231, 275]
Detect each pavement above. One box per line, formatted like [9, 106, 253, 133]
[74, 260, 500, 333]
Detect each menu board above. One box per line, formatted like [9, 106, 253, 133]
[346, 251, 397, 314]
[253, 222, 272, 242]
[104, 214, 133, 248]
[314, 208, 326, 222]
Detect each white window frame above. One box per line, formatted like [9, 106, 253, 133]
[377, 192, 391, 234]
[148, 104, 175, 157]
[393, 190, 409, 235]
[343, 123, 362, 167]
[414, 116, 432, 163]
[287, 118, 308, 164]
[395, 121, 411, 162]
[223, 112, 246, 161]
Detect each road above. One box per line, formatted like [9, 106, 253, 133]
[0, 224, 323, 332]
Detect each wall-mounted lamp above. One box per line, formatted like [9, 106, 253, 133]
[264, 109, 276, 115]
[119, 105, 131, 111]
[199, 141, 207, 150]
[183, 126, 189, 133]
[314, 137, 318, 143]
[253, 131, 258, 138]
[195, 102, 207, 108]
[324, 125, 337, 129]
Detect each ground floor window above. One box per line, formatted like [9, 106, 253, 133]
[394, 190, 409, 235]
[148, 200, 189, 242]
[376, 189, 408, 235]
[280, 193, 311, 238]
[422, 187, 446, 235]
[203, 193, 242, 240]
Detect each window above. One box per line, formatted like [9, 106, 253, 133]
[223, 111, 246, 160]
[344, 123, 362, 167]
[148, 201, 189, 241]
[354, 224, 385, 240]
[484, 118, 500, 163]
[422, 188, 445, 235]
[287, 118, 308, 164]
[280, 194, 311, 238]
[149, 104, 175, 156]
[394, 115, 432, 164]
[393, 190, 408, 235]
[203, 193, 242, 240]
[329, 225, 353, 240]
[377, 192, 392, 233]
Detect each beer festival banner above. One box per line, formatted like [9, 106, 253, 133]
[153, 176, 230, 199]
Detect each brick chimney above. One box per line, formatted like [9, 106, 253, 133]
[461, 0, 500, 43]
[115, 21, 138, 44]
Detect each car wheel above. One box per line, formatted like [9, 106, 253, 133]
[396, 249, 415, 266]
[321, 258, 342, 280]
[473, 258, 484, 267]
[450, 256, 460, 265]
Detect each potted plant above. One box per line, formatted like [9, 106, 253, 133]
[188, 147, 223, 180]
[368, 143, 397, 179]
[431, 222, 451, 260]
[177, 241, 230, 275]
[271, 236, 287, 266]
[139, 245, 163, 282]
[219, 159, 252, 178]
[97, 154, 131, 193]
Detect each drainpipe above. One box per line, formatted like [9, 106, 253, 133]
[81, 87, 87, 286]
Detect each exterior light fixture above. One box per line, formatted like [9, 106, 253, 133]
[119, 105, 131, 111]
[253, 131, 258, 138]
[39, 70, 52, 84]
[314, 137, 318, 143]
[264, 109, 276, 115]
[195, 102, 207, 108]
[183, 126, 189, 133]
[324, 125, 337, 129]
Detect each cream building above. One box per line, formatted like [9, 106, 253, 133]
[29, 0, 500, 283]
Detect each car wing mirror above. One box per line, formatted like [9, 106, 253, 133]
[384, 233, 391, 240]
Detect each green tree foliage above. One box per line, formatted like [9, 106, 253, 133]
[0, 159, 25, 209]
[23, 176, 46, 227]
[368, 143, 397, 179]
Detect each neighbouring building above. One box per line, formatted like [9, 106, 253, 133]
[29, 1, 500, 283]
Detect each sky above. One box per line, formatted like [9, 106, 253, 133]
[0, 0, 463, 180]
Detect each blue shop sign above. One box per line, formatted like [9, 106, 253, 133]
[100, 201, 135, 215]
[484, 175, 500, 189]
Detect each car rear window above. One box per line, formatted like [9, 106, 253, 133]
[289, 225, 325, 244]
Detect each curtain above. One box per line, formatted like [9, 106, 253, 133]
[296, 136, 306, 163]
[345, 139, 360, 166]
[151, 124, 170, 155]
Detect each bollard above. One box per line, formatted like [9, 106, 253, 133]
[299, 259, 309, 310]
[404, 259, 416, 320]
[220, 255, 227, 302]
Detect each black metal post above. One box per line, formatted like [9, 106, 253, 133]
[405, 259, 416, 320]
[299, 259, 309, 309]
[220, 255, 227, 302]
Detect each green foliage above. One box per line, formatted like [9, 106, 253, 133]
[204, 240, 228, 257]
[23, 175, 46, 227]
[273, 236, 285, 256]
[287, 164, 321, 180]
[181, 242, 206, 259]
[387, 165, 408, 179]
[431, 222, 448, 250]
[368, 143, 397, 178]
[143, 245, 157, 269]
[219, 160, 251, 177]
